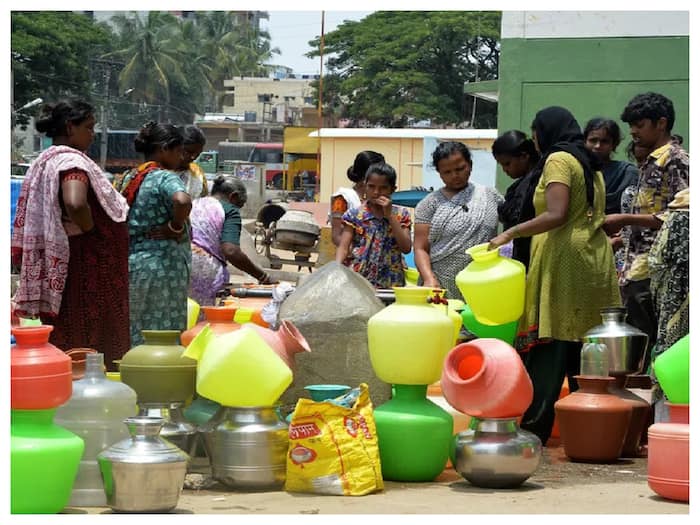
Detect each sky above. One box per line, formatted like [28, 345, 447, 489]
[263, 11, 374, 75]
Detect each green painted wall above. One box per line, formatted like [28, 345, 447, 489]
[496, 36, 689, 192]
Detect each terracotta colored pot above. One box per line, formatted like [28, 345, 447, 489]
[440, 339, 533, 418]
[647, 403, 689, 502]
[66, 348, 98, 381]
[180, 306, 240, 347]
[242, 320, 311, 370]
[609, 374, 650, 457]
[554, 376, 632, 462]
[11, 326, 73, 410]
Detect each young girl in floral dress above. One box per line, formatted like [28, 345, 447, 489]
[335, 162, 412, 288]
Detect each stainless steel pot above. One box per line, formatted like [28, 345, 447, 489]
[97, 416, 189, 513]
[138, 403, 198, 457]
[583, 307, 649, 376]
[200, 405, 288, 490]
[452, 417, 542, 488]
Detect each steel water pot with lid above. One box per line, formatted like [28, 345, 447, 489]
[97, 416, 189, 513]
[583, 307, 649, 376]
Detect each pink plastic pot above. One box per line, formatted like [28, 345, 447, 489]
[241, 320, 311, 371]
[647, 405, 689, 503]
[440, 339, 533, 418]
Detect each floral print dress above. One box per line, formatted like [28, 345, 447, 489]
[340, 203, 412, 288]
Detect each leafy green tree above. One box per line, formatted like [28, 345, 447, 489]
[307, 11, 500, 127]
[11, 11, 114, 126]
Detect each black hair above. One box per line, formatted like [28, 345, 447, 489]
[583, 117, 623, 150]
[432, 141, 472, 169]
[212, 175, 247, 201]
[365, 162, 397, 187]
[620, 92, 675, 132]
[491, 130, 539, 163]
[671, 134, 684, 145]
[347, 150, 385, 183]
[134, 121, 184, 156]
[180, 125, 206, 146]
[35, 99, 94, 138]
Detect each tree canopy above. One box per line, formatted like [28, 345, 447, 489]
[307, 11, 501, 127]
[12, 11, 280, 127]
[11, 11, 113, 126]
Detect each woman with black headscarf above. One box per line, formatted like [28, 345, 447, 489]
[488, 106, 621, 445]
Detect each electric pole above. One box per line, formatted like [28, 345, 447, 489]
[89, 58, 124, 170]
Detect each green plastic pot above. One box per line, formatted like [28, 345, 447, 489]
[11, 409, 84, 513]
[653, 334, 689, 404]
[461, 304, 519, 345]
[373, 384, 452, 481]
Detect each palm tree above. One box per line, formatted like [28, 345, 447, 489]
[196, 11, 280, 110]
[103, 11, 190, 122]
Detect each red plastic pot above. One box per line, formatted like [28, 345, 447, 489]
[11, 326, 73, 409]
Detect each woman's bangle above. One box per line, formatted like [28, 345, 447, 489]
[167, 221, 185, 234]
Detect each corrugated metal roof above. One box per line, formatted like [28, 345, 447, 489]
[308, 128, 498, 139]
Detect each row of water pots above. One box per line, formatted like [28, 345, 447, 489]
[365, 274, 661, 488]
[10, 315, 311, 514]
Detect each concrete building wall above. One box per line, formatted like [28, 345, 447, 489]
[313, 129, 497, 203]
[222, 77, 315, 123]
[496, 11, 689, 193]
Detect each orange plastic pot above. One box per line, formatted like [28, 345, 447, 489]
[180, 306, 240, 347]
[11, 326, 73, 410]
[440, 339, 533, 418]
[66, 348, 98, 381]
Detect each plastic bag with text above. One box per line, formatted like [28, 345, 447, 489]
[284, 383, 383, 496]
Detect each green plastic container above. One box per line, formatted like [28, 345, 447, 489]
[653, 334, 690, 404]
[461, 303, 519, 345]
[11, 409, 84, 514]
[373, 384, 452, 481]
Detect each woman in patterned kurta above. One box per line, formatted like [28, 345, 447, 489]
[648, 188, 689, 421]
[488, 107, 621, 445]
[414, 141, 503, 300]
[335, 163, 412, 288]
[115, 122, 193, 347]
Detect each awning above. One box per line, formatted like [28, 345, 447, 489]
[283, 126, 319, 154]
[463, 79, 499, 103]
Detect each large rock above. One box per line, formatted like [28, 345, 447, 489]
[278, 262, 391, 410]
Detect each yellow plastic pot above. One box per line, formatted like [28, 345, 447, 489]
[368, 287, 454, 385]
[430, 292, 463, 345]
[183, 326, 293, 407]
[187, 298, 200, 330]
[404, 267, 419, 286]
[455, 243, 525, 326]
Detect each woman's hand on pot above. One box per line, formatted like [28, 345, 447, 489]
[422, 275, 441, 289]
[488, 231, 513, 251]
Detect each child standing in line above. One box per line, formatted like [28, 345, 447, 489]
[335, 162, 412, 288]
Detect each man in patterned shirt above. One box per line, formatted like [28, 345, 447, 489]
[603, 92, 689, 368]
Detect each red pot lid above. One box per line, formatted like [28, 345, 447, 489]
[11, 325, 72, 408]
